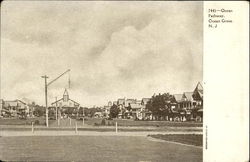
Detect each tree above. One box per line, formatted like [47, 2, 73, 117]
[146, 93, 174, 120]
[89, 108, 97, 117]
[79, 107, 90, 117]
[48, 109, 55, 117]
[127, 103, 132, 111]
[109, 104, 119, 119]
[64, 108, 74, 116]
[33, 105, 45, 117]
[78, 107, 88, 116]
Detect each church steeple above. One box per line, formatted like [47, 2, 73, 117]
[63, 89, 69, 102]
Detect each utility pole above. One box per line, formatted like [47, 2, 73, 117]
[41, 69, 70, 128]
[55, 97, 58, 120]
[41, 75, 49, 127]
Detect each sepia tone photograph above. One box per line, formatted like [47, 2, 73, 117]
[0, 1, 203, 162]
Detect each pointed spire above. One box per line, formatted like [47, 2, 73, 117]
[196, 82, 203, 91]
[63, 88, 69, 96]
[63, 89, 69, 102]
[194, 82, 203, 92]
[193, 82, 203, 100]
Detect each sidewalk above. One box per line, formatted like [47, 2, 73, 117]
[0, 124, 203, 129]
[0, 124, 202, 133]
[0, 130, 202, 137]
[0, 120, 203, 137]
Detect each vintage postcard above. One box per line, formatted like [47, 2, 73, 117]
[0, 1, 248, 162]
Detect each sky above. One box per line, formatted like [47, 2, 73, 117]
[1, 1, 203, 107]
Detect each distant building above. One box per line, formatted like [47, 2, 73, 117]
[111, 97, 152, 119]
[103, 106, 110, 117]
[104, 82, 203, 122]
[117, 98, 125, 106]
[183, 92, 195, 108]
[115, 98, 124, 118]
[192, 82, 203, 121]
[172, 94, 183, 109]
[179, 92, 195, 119]
[136, 100, 142, 105]
[141, 98, 150, 106]
[124, 99, 136, 107]
[51, 89, 80, 108]
[170, 82, 203, 121]
[51, 89, 80, 117]
[140, 98, 152, 120]
[1, 99, 29, 117]
[130, 103, 143, 119]
[192, 82, 203, 107]
[0, 99, 3, 115]
[103, 101, 112, 118]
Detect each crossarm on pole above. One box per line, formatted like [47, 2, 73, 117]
[47, 69, 70, 87]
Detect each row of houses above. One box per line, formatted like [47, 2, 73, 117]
[100, 82, 203, 121]
[0, 89, 80, 119]
[0, 82, 203, 121]
[100, 97, 151, 119]
[0, 99, 32, 118]
[168, 82, 203, 121]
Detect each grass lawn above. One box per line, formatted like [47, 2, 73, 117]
[81, 118, 202, 127]
[0, 117, 46, 126]
[148, 134, 203, 147]
[0, 136, 202, 162]
[0, 117, 202, 128]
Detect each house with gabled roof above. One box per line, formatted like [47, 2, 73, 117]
[117, 98, 125, 105]
[1, 99, 29, 117]
[168, 82, 203, 121]
[124, 99, 136, 107]
[192, 82, 203, 121]
[192, 82, 203, 106]
[116, 98, 125, 118]
[129, 103, 143, 120]
[102, 101, 112, 118]
[173, 94, 183, 102]
[51, 89, 80, 117]
[183, 92, 194, 101]
[0, 99, 4, 115]
[183, 92, 195, 109]
[141, 98, 150, 105]
[171, 94, 184, 110]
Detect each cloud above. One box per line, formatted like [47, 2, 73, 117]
[1, 1, 203, 107]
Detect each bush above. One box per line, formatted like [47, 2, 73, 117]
[34, 120, 40, 125]
[101, 119, 106, 126]
[107, 121, 115, 126]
